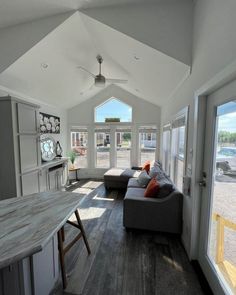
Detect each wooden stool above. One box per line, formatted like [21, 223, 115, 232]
[57, 209, 91, 288]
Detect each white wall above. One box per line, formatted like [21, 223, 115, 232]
[67, 84, 161, 178]
[161, 0, 236, 258]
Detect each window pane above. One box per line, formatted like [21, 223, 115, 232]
[71, 131, 88, 168]
[95, 98, 132, 122]
[207, 102, 236, 293]
[139, 132, 157, 164]
[116, 132, 131, 168]
[171, 126, 186, 191]
[74, 150, 87, 168]
[162, 130, 171, 174]
[95, 132, 110, 168]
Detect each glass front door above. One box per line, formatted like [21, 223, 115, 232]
[199, 80, 236, 295]
[208, 102, 236, 294]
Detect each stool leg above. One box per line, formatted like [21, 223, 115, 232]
[58, 229, 67, 288]
[74, 210, 91, 254]
[61, 226, 65, 242]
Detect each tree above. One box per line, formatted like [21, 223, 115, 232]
[123, 132, 131, 141]
[218, 130, 236, 145]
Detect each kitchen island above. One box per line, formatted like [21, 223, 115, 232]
[0, 191, 87, 295]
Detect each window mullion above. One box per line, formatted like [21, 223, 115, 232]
[110, 126, 116, 168]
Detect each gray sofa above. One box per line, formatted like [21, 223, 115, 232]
[104, 164, 183, 234]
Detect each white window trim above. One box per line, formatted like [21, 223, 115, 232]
[138, 126, 158, 165]
[70, 127, 89, 168]
[94, 127, 111, 169]
[115, 127, 132, 168]
[169, 106, 189, 190]
[162, 123, 171, 176]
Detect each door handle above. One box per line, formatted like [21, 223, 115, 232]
[199, 180, 206, 187]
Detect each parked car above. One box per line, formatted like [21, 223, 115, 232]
[216, 147, 236, 175]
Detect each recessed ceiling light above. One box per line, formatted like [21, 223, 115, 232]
[41, 63, 49, 69]
[134, 55, 140, 61]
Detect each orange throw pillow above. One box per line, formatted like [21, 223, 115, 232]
[142, 160, 150, 173]
[144, 178, 160, 198]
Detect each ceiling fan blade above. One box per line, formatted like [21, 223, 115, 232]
[77, 66, 96, 78]
[80, 83, 94, 95]
[106, 78, 128, 84]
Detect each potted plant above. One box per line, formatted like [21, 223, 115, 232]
[68, 150, 76, 168]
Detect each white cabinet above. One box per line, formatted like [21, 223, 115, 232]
[0, 97, 40, 200]
[17, 103, 38, 134]
[42, 160, 68, 192]
[0, 259, 32, 295]
[39, 169, 48, 192]
[32, 235, 59, 295]
[21, 171, 40, 196]
[48, 169, 58, 191]
[19, 135, 40, 172]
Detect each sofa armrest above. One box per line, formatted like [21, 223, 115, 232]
[123, 189, 183, 234]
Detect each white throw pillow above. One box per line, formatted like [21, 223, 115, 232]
[137, 170, 151, 187]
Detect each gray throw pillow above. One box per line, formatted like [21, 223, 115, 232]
[157, 178, 174, 198]
[137, 170, 151, 187]
[149, 165, 167, 180]
[149, 166, 160, 178]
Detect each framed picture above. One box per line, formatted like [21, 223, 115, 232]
[39, 112, 60, 134]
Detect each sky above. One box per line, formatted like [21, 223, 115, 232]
[218, 101, 236, 132]
[218, 112, 236, 132]
[95, 98, 132, 122]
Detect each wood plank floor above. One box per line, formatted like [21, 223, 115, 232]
[57, 180, 205, 295]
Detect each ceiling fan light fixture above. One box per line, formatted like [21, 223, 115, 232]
[77, 55, 128, 93]
[95, 74, 106, 87]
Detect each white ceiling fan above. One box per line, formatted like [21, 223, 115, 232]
[77, 55, 128, 93]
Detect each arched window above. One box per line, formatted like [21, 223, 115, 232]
[95, 98, 132, 123]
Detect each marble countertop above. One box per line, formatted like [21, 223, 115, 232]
[0, 191, 84, 269]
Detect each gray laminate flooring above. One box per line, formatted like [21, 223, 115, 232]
[57, 180, 205, 295]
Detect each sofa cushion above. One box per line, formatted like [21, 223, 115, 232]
[104, 168, 141, 182]
[128, 178, 143, 188]
[144, 178, 160, 198]
[157, 177, 174, 198]
[125, 187, 146, 200]
[156, 167, 166, 181]
[149, 166, 160, 178]
[137, 170, 151, 187]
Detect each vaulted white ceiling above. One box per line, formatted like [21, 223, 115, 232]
[0, 1, 192, 109]
[0, 0, 159, 29]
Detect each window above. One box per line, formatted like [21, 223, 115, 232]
[95, 98, 132, 123]
[162, 125, 171, 175]
[170, 114, 187, 191]
[71, 128, 88, 168]
[116, 127, 132, 168]
[95, 128, 110, 168]
[139, 126, 157, 165]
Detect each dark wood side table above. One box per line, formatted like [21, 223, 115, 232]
[69, 166, 80, 184]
